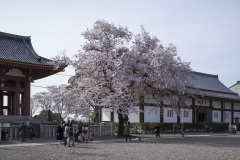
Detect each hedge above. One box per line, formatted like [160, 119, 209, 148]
[113, 122, 229, 134]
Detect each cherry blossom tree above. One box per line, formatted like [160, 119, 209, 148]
[57, 20, 132, 119]
[119, 27, 196, 113]
[52, 20, 197, 135]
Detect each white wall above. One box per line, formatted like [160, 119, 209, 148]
[234, 112, 240, 119]
[234, 103, 240, 110]
[163, 98, 171, 105]
[185, 98, 192, 106]
[114, 112, 119, 122]
[224, 111, 231, 123]
[212, 100, 221, 109]
[128, 106, 140, 123]
[102, 108, 111, 121]
[224, 102, 231, 109]
[212, 110, 221, 123]
[144, 95, 158, 104]
[113, 106, 140, 123]
[163, 108, 177, 123]
[144, 106, 160, 122]
[180, 109, 192, 123]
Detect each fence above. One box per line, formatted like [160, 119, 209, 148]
[1, 122, 114, 140]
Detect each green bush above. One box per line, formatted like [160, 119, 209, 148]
[112, 122, 228, 134]
[114, 123, 118, 133]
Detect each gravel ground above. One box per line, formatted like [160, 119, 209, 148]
[0, 133, 240, 160]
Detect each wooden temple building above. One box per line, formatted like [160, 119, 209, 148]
[102, 72, 240, 125]
[0, 31, 67, 117]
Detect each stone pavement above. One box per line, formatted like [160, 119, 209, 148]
[0, 132, 240, 160]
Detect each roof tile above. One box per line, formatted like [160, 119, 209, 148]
[0, 31, 53, 66]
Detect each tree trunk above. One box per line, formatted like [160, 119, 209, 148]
[139, 94, 144, 123]
[47, 109, 53, 121]
[96, 111, 100, 123]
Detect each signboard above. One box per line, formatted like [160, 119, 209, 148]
[0, 123, 10, 127]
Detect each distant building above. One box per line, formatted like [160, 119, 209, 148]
[229, 81, 240, 95]
[102, 72, 240, 124]
[0, 31, 67, 117]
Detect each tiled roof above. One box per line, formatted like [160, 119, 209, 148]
[191, 72, 238, 96]
[0, 31, 56, 66]
[199, 90, 240, 100]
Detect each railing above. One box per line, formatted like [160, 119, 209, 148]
[1, 122, 114, 140]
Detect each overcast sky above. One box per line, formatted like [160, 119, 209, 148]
[1, 0, 240, 96]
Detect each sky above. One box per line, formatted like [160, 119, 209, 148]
[1, 0, 240, 96]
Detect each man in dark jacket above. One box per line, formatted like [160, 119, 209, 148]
[124, 121, 131, 142]
[76, 122, 83, 142]
[155, 123, 160, 138]
[57, 122, 64, 144]
[67, 123, 75, 147]
[29, 122, 34, 140]
[1, 127, 8, 141]
[19, 122, 26, 142]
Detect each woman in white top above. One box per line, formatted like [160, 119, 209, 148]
[82, 124, 89, 143]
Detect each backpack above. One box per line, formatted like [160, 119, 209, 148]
[68, 126, 73, 136]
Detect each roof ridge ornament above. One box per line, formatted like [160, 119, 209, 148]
[38, 57, 42, 62]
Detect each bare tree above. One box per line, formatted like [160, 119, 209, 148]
[32, 92, 53, 111]
[48, 84, 68, 119]
[30, 97, 39, 117]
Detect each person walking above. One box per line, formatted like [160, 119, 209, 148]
[19, 122, 26, 142]
[29, 122, 34, 140]
[1, 127, 8, 141]
[74, 128, 78, 142]
[63, 122, 69, 146]
[67, 123, 75, 147]
[89, 130, 94, 141]
[173, 124, 177, 134]
[124, 121, 131, 142]
[77, 122, 83, 142]
[181, 123, 185, 137]
[82, 124, 89, 143]
[154, 123, 160, 138]
[57, 122, 64, 145]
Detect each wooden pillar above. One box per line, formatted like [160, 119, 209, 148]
[177, 116, 180, 123]
[111, 111, 114, 122]
[7, 94, 11, 115]
[160, 103, 163, 123]
[0, 91, 3, 115]
[9, 92, 14, 115]
[13, 81, 20, 115]
[207, 100, 213, 123]
[177, 102, 180, 123]
[221, 101, 224, 123]
[99, 108, 102, 122]
[23, 81, 30, 116]
[231, 102, 234, 124]
[192, 98, 195, 123]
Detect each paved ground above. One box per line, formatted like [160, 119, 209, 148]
[1, 132, 240, 160]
